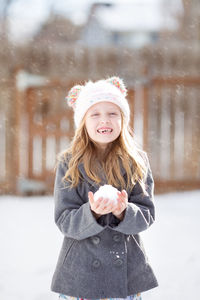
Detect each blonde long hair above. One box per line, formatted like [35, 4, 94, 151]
[58, 112, 148, 192]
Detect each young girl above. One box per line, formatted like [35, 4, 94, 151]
[51, 77, 158, 300]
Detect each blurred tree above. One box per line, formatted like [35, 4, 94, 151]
[180, 0, 200, 41]
[33, 13, 82, 45]
[159, 0, 200, 45]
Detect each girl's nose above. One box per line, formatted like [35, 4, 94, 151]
[100, 115, 110, 123]
[100, 118, 109, 124]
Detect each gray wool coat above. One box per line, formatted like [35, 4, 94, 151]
[51, 157, 158, 298]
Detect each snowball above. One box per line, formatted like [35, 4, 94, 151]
[93, 184, 119, 204]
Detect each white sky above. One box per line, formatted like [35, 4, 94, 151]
[6, 0, 183, 41]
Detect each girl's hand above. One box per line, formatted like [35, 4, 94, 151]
[88, 191, 115, 218]
[112, 190, 128, 220]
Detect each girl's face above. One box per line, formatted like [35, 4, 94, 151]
[85, 101, 122, 150]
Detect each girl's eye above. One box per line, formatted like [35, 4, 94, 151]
[109, 112, 118, 116]
[91, 113, 99, 117]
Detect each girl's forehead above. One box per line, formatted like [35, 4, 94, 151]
[88, 101, 120, 111]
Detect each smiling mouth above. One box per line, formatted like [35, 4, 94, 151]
[97, 128, 113, 134]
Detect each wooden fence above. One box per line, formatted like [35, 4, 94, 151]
[132, 77, 200, 192]
[0, 72, 200, 194]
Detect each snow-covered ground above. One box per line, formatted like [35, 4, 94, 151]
[0, 190, 200, 300]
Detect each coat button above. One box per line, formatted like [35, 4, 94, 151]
[113, 234, 121, 242]
[92, 259, 101, 268]
[114, 258, 123, 267]
[92, 236, 101, 245]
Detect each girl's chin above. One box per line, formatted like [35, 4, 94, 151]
[94, 139, 116, 149]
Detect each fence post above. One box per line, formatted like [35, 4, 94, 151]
[142, 83, 149, 152]
[14, 69, 24, 194]
[127, 88, 135, 131]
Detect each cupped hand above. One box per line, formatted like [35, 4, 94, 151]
[112, 190, 128, 220]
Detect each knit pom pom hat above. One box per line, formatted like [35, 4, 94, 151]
[66, 76, 130, 128]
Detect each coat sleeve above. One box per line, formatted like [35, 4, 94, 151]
[112, 158, 155, 235]
[54, 160, 106, 240]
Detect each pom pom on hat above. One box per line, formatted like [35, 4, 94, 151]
[66, 76, 130, 128]
[66, 85, 82, 109]
[106, 76, 127, 96]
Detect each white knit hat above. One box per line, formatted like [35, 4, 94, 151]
[66, 76, 130, 128]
